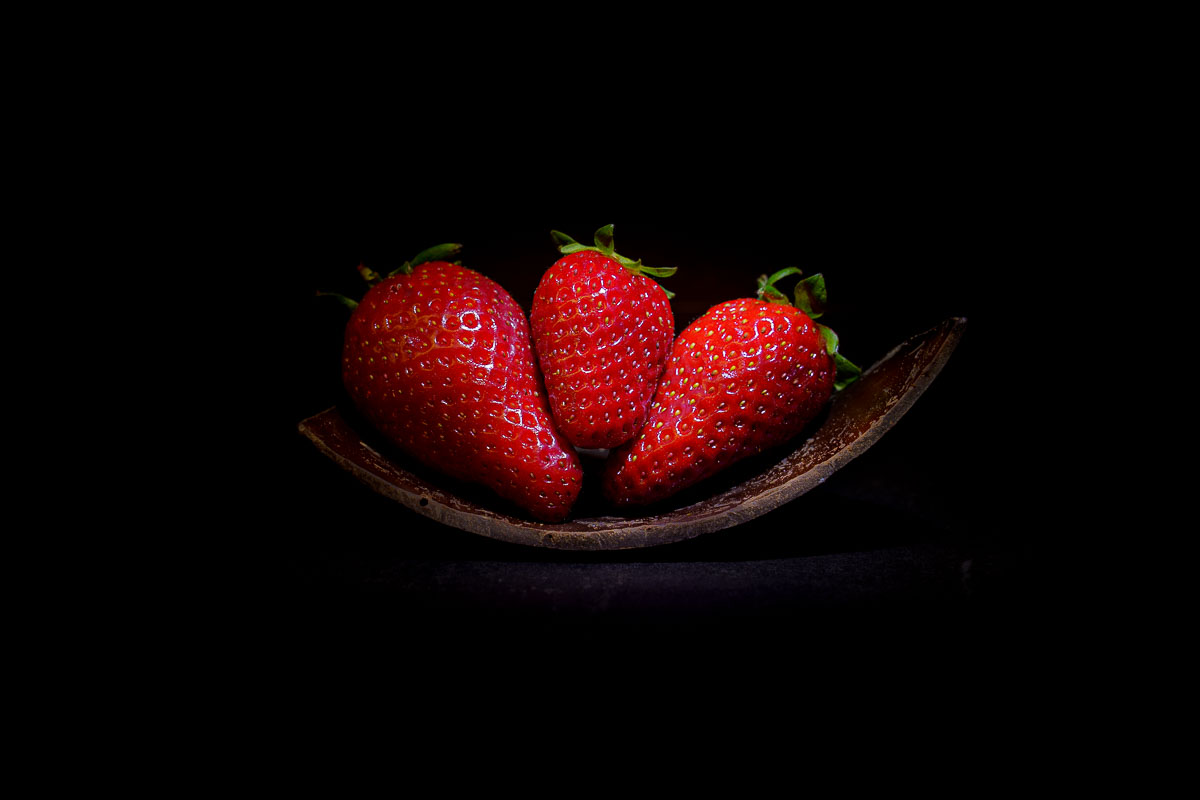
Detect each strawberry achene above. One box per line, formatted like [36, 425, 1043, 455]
[602, 297, 835, 507]
[342, 261, 583, 522]
[530, 230, 675, 450]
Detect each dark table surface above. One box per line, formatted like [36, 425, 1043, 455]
[234, 215, 1056, 680]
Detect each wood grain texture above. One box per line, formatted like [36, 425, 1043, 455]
[298, 317, 966, 550]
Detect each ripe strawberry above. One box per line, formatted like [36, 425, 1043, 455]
[338, 245, 583, 522]
[529, 225, 676, 450]
[602, 268, 861, 507]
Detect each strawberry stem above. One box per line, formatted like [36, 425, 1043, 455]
[551, 225, 678, 299]
[357, 262, 383, 285]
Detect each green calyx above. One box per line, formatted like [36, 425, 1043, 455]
[756, 267, 827, 317]
[550, 225, 678, 299]
[387, 242, 463, 278]
[756, 267, 862, 392]
[317, 242, 464, 310]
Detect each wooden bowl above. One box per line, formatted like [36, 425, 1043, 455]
[298, 316, 966, 551]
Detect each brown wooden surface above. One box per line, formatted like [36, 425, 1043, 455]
[298, 317, 966, 550]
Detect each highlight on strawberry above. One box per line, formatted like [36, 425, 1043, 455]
[601, 267, 861, 508]
[530, 224, 677, 451]
[332, 243, 584, 523]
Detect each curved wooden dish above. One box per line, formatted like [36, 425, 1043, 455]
[299, 317, 966, 551]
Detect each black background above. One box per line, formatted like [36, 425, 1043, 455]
[231, 200, 1057, 688]
[142, 33, 1110, 748]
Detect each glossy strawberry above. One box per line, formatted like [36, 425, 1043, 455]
[602, 268, 861, 507]
[339, 245, 583, 522]
[530, 225, 676, 450]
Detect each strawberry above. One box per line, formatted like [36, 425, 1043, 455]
[529, 225, 676, 450]
[337, 244, 583, 522]
[601, 268, 861, 507]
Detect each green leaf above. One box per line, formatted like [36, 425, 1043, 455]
[387, 261, 414, 277]
[817, 323, 860, 390]
[817, 323, 839, 354]
[614, 254, 677, 278]
[558, 243, 589, 254]
[593, 224, 615, 255]
[833, 353, 862, 391]
[762, 286, 789, 303]
[764, 266, 805, 287]
[410, 243, 462, 266]
[316, 290, 359, 310]
[551, 230, 580, 251]
[794, 273, 827, 319]
[757, 267, 804, 303]
[757, 274, 790, 304]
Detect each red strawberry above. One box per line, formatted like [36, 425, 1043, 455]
[338, 245, 583, 522]
[602, 268, 861, 507]
[529, 225, 676, 450]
